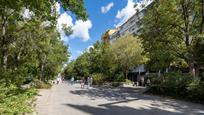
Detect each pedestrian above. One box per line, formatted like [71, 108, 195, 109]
[70, 76, 75, 85]
[87, 77, 90, 89]
[81, 77, 85, 88]
[61, 76, 64, 83]
[57, 77, 60, 84]
[141, 77, 144, 86]
[84, 77, 88, 88]
[90, 77, 93, 87]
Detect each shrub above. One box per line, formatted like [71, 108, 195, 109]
[125, 79, 133, 85]
[91, 73, 106, 85]
[160, 73, 192, 97]
[32, 79, 52, 89]
[114, 73, 125, 82]
[146, 73, 162, 85]
[146, 72, 204, 104]
[187, 79, 204, 103]
[0, 84, 37, 114]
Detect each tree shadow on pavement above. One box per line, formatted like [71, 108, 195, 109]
[64, 103, 204, 115]
[69, 86, 204, 115]
[69, 87, 145, 101]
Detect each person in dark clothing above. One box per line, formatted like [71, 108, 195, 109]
[84, 77, 88, 88]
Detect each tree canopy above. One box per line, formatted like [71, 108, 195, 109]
[0, 1, 87, 114]
[140, 0, 204, 76]
[111, 35, 145, 78]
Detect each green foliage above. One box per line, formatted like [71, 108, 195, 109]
[161, 73, 192, 97]
[91, 73, 106, 85]
[64, 41, 118, 82]
[140, 0, 204, 103]
[0, 0, 88, 113]
[0, 84, 37, 114]
[64, 61, 75, 79]
[111, 35, 145, 78]
[187, 79, 204, 103]
[140, 0, 204, 74]
[193, 34, 204, 65]
[125, 79, 133, 85]
[0, 0, 88, 84]
[60, 0, 88, 20]
[64, 36, 146, 83]
[33, 79, 52, 89]
[146, 73, 204, 104]
[114, 73, 125, 82]
[147, 74, 163, 85]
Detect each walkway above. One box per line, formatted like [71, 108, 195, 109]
[36, 82, 204, 115]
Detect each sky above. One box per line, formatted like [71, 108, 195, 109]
[56, 0, 147, 61]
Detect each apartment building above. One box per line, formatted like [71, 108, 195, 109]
[101, 8, 146, 43]
[108, 0, 153, 43]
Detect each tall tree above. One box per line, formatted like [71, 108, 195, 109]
[140, 0, 204, 76]
[111, 35, 145, 79]
[0, 0, 87, 84]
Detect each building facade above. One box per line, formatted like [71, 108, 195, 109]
[108, 0, 153, 43]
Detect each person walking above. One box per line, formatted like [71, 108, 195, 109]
[84, 77, 88, 88]
[57, 77, 60, 84]
[87, 77, 90, 89]
[90, 77, 93, 87]
[61, 76, 64, 83]
[70, 76, 75, 85]
[81, 77, 85, 88]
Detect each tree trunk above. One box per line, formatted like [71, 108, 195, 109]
[40, 64, 44, 81]
[189, 62, 196, 78]
[2, 20, 8, 69]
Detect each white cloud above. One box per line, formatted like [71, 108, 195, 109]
[57, 13, 73, 42]
[101, 2, 114, 14]
[115, 0, 154, 27]
[71, 20, 92, 41]
[115, 0, 136, 27]
[57, 12, 92, 42]
[135, 0, 153, 11]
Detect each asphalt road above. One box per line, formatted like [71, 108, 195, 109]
[36, 82, 204, 115]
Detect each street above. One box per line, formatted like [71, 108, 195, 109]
[36, 82, 204, 115]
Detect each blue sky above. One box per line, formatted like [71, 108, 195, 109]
[57, 0, 145, 61]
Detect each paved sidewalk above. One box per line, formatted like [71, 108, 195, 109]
[36, 82, 204, 115]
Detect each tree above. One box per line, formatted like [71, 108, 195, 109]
[64, 61, 75, 79]
[111, 35, 145, 79]
[64, 41, 118, 81]
[0, 0, 87, 84]
[73, 52, 90, 77]
[0, 0, 87, 114]
[140, 0, 204, 76]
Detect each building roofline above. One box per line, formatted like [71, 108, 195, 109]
[118, 1, 153, 28]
